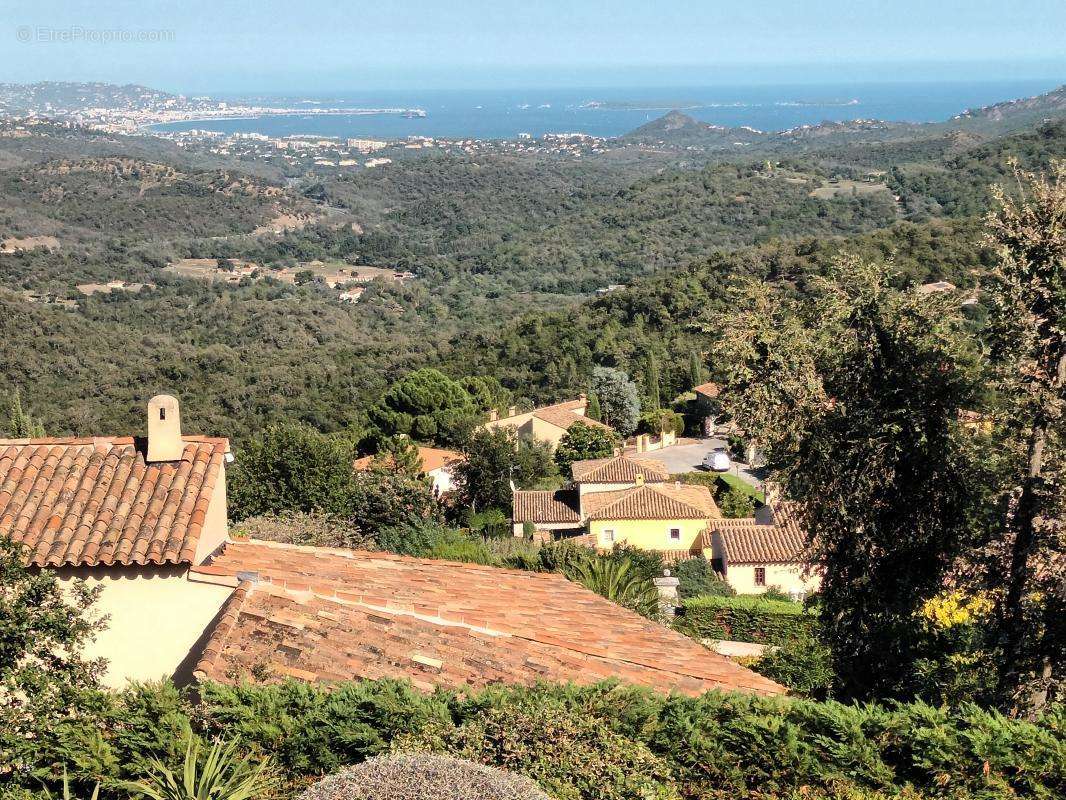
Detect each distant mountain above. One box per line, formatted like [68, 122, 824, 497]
[0, 81, 182, 116]
[949, 84, 1066, 132]
[620, 84, 1066, 151]
[620, 110, 765, 148]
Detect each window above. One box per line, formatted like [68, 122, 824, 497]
[754, 567, 766, 587]
[603, 529, 614, 543]
[159, 408, 166, 421]
[669, 528, 681, 541]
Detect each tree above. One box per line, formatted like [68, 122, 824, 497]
[568, 556, 661, 619]
[228, 423, 355, 520]
[589, 367, 640, 436]
[453, 427, 556, 513]
[370, 369, 479, 445]
[983, 162, 1066, 713]
[342, 469, 441, 538]
[710, 256, 987, 702]
[644, 355, 661, 411]
[6, 389, 44, 438]
[688, 351, 705, 389]
[460, 376, 513, 415]
[586, 391, 602, 422]
[638, 409, 684, 436]
[468, 508, 510, 539]
[0, 538, 104, 776]
[554, 422, 619, 473]
[719, 485, 756, 518]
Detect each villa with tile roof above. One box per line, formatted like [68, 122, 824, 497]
[0, 398, 782, 697]
[0, 395, 235, 687]
[353, 444, 465, 495]
[513, 454, 721, 556]
[483, 395, 613, 450]
[705, 500, 820, 596]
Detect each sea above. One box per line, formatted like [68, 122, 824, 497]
[150, 80, 1062, 140]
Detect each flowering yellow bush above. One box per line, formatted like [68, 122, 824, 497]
[920, 591, 993, 629]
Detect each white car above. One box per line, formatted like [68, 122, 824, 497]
[703, 448, 731, 472]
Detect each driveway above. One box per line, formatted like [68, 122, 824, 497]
[628, 437, 763, 488]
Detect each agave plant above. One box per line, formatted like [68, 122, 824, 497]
[569, 556, 662, 619]
[124, 737, 274, 800]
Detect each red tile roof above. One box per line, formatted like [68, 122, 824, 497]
[192, 540, 783, 696]
[571, 455, 669, 484]
[512, 490, 581, 524]
[709, 503, 808, 564]
[582, 483, 719, 521]
[353, 446, 464, 475]
[0, 436, 228, 567]
[532, 406, 612, 432]
[692, 381, 721, 399]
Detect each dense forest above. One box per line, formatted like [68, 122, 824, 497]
[1, 95, 1064, 442]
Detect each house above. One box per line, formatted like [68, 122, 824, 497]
[483, 396, 612, 450]
[705, 500, 820, 597]
[2, 397, 783, 698]
[353, 445, 465, 495]
[0, 395, 235, 687]
[190, 539, 783, 697]
[513, 455, 721, 557]
[692, 381, 721, 436]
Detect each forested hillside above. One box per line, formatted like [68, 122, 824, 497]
[1, 102, 1063, 442]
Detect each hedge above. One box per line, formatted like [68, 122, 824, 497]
[674, 594, 818, 645]
[5, 679, 1062, 800]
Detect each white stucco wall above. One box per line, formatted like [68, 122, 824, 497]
[726, 563, 822, 597]
[56, 565, 234, 688]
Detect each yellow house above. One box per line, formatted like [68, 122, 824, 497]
[483, 396, 613, 450]
[0, 395, 235, 688]
[513, 454, 721, 556]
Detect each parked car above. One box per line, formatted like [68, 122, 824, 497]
[702, 447, 731, 472]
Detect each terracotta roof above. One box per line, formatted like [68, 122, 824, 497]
[191, 539, 783, 697]
[353, 446, 464, 475]
[416, 446, 464, 473]
[571, 455, 669, 484]
[512, 490, 581, 524]
[532, 407, 612, 432]
[710, 503, 808, 564]
[692, 381, 721, 399]
[583, 483, 719, 521]
[0, 436, 228, 567]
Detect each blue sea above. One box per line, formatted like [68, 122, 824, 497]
[152, 80, 1062, 140]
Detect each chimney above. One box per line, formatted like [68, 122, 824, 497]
[488, 408, 499, 422]
[635, 473, 645, 486]
[507, 405, 516, 418]
[147, 394, 183, 462]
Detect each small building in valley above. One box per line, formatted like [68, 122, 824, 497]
[353, 444, 466, 496]
[483, 396, 613, 450]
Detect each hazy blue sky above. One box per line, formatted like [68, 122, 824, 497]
[3, 0, 1064, 92]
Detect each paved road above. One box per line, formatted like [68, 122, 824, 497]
[629, 437, 763, 488]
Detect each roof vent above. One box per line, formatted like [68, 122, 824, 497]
[147, 394, 183, 462]
[635, 474, 645, 486]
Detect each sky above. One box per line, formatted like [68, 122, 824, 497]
[2, 0, 1065, 93]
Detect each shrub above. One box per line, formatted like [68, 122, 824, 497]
[231, 511, 376, 550]
[374, 521, 493, 563]
[672, 557, 734, 599]
[397, 704, 679, 800]
[674, 595, 817, 645]
[297, 753, 550, 800]
[747, 633, 835, 698]
[718, 485, 755, 518]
